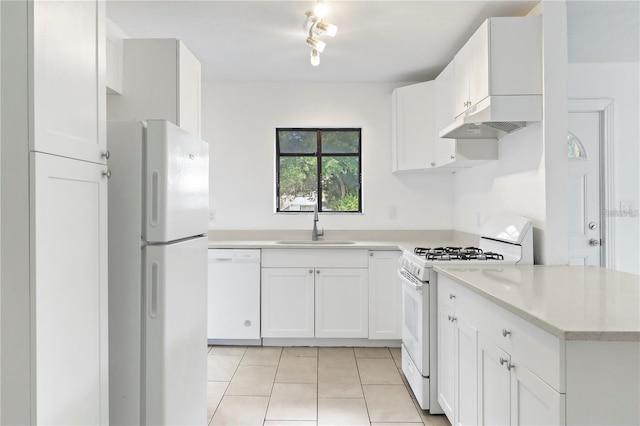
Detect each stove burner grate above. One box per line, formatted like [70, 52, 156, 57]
[413, 246, 504, 261]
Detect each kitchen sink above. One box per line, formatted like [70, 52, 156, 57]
[275, 240, 357, 245]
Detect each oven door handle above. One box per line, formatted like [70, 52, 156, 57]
[397, 269, 423, 292]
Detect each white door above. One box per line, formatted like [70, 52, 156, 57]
[145, 120, 209, 243]
[31, 152, 108, 425]
[568, 112, 601, 265]
[261, 268, 315, 338]
[144, 236, 208, 425]
[315, 268, 368, 338]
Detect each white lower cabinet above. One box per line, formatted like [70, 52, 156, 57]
[510, 359, 565, 426]
[261, 268, 315, 338]
[437, 303, 456, 420]
[261, 249, 369, 339]
[456, 318, 478, 426]
[315, 268, 368, 338]
[437, 274, 565, 426]
[477, 335, 511, 425]
[478, 335, 565, 426]
[32, 152, 109, 425]
[438, 285, 478, 426]
[368, 250, 402, 339]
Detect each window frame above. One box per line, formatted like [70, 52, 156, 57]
[275, 127, 362, 213]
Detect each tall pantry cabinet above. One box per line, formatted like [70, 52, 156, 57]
[1, 1, 109, 424]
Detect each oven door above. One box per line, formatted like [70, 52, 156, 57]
[398, 269, 429, 376]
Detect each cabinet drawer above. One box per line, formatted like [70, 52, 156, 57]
[262, 249, 368, 268]
[436, 273, 458, 310]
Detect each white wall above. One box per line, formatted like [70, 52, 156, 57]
[203, 82, 455, 231]
[452, 124, 547, 236]
[568, 62, 640, 274]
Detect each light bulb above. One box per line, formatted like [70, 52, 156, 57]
[310, 49, 320, 66]
[315, 20, 338, 37]
[314, 1, 328, 19]
[306, 37, 326, 53]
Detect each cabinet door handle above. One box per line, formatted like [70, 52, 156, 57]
[499, 357, 513, 370]
[102, 150, 110, 160]
[316, 270, 320, 274]
[102, 169, 112, 179]
[448, 315, 457, 322]
[449, 293, 456, 299]
[502, 329, 511, 337]
[309, 269, 313, 274]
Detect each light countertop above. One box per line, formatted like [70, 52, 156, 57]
[207, 229, 478, 252]
[435, 265, 640, 342]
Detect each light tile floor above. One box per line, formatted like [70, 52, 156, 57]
[207, 345, 451, 426]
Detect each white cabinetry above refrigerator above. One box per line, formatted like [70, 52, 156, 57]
[107, 38, 202, 137]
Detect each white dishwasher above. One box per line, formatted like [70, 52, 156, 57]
[207, 249, 261, 344]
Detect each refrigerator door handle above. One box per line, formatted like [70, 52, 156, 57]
[149, 262, 159, 318]
[150, 170, 160, 227]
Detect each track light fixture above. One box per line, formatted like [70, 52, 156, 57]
[310, 49, 320, 66]
[306, 36, 326, 53]
[304, 0, 338, 66]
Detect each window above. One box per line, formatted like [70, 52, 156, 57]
[567, 132, 587, 158]
[276, 128, 361, 213]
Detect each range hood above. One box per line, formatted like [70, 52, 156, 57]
[439, 94, 542, 139]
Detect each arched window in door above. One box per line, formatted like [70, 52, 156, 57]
[567, 132, 587, 158]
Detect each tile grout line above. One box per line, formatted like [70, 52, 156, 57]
[353, 347, 373, 425]
[264, 346, 283, 425]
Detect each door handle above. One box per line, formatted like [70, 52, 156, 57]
[150, 171, 160, 227]
[589, 239, 600, 247]
[149, 262, 159, 318]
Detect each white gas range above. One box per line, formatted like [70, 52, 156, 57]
[398, 215, 534, 412]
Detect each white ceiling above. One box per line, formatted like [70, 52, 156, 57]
[107, 0, 539, 82]
[107, 0, 639, 83]
[567, 0, 639, 64]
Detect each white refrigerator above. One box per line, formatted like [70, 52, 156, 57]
[108, 120, 209, 425]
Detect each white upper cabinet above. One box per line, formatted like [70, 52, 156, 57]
[391, 81, 438, 172]
[453, 17, 542, 119]
[107, 39, 202, 137]
[106, 18, 127, 95]
[30, 0, 107, 164]
[435, 60, 497, 169]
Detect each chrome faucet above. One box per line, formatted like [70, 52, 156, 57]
[312, 202, 324, 241]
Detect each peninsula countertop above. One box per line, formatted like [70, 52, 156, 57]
[435, 265, 640, 342]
